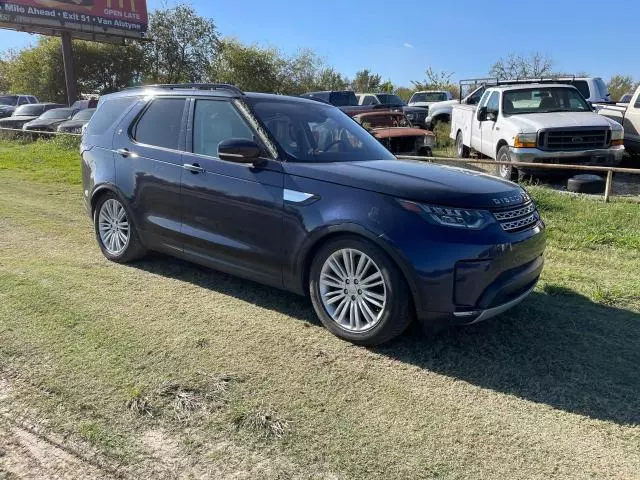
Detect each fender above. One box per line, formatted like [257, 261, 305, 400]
[286, 222, 422, 314]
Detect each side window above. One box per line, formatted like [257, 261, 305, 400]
[467, 87, 485, 105]
[478, 90, 491, 107]
[17, 97, 28, 105]
[133, 98, 186, 150]
[87, 96, 139, 135]
[362, 96, 376, 106]
[634, 95, 640, 109]
[193, 100, 254, 158]
[486, 92, 500, 113]
[573, 81, 590, 99]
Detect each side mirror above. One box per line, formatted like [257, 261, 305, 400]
[218, 138, 262, 164]
[486, 111, 497, 122]
[477, 106, 487, 121]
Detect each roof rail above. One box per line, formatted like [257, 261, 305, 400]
[126, 83, 245, 95]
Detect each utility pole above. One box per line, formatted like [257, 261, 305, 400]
[60, 32, 78, 105]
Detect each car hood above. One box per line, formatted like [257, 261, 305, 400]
[428, 99, 458, 111]
[57, 119, 87, 130]
[402, 106, 428, 113]
[0, 115, 38, 125]
[284, 159, 523, 209]
[408, 101, 439, 108]
[508, 112, 619, 132]
[25, 118, 67, 128]
[371, 127, 430, 138]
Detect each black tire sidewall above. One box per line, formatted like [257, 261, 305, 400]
[497, 146, 515, 180]
[309, 236, 412, 346]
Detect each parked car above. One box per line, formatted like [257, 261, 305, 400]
[300, 91, 359, 107]
[407, 91, 454, 112]
[450, 83, 625, 180]
[72, 98, 99, 109]
[424, 85, 486, 129]
[356, 93, 429, 128]
[617, 93, 633, 105]
[352, 111, 435, 156]
[0, 103, 66, 130]
[23, 107, 79, 132]
[598, 85, 640, 153]
[0, 94, 39, 118]
[57, 108, 96, 134]
[82, 83, 546, 346]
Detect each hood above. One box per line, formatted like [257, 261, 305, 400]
[0, 115, 37, 126]
[283, 159, 523, 209]
[408, 101, 439, 108]
[24, 118, 68, 128]
[428, 99, 458, 110]
[371, 127, 430, 138]
[402, 106, 428, 113]
[508, 112, 618, 132]
[57, 119, 88, 130]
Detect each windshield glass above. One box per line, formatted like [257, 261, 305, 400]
[0, 96, 18, 106]
[411, 92, 447, 103]
[14, 105, 42, 116]
[375, 94, 404, 105]
[357, 113, 410, 129]
[40, 108, 75, 120]
[328, 92, 358, 106]
[72, 108, 96, 120]
[249, 98, 396, 163]
[503, 87, 591, 115]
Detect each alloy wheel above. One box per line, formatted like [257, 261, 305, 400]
[98, 199, 130, 255]
[319, 248, 387, 333]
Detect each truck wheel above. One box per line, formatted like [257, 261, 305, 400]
[455, 131, 469, 158]
[496, 145, 517, 181]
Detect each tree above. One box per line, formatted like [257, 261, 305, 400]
[351, 69, 382, 92]
[394, 86, 414, 102]
[315, 67, 349, 91]
[489, 52, 553, 80]
[411, 67, 457, 97]
[607, 75, 637, 102]
[143, 4, 219, 84]
[379, 80, 394, 93]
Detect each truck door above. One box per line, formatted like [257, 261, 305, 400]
[471, 90, 491, 151]
[480, 91, 500, 157]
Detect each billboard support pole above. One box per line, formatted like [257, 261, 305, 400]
[60, 32, 78, 105]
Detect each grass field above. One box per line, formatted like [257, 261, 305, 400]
[1, 139, 639, 479]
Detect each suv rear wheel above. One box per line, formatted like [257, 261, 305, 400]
[309, 236, 413, 345]
[94, 193, 146, 263]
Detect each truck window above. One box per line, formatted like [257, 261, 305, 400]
[486, 92, 499, 113]
[478, 91, 491, 107]
[635, 95, 640, 109]
[573, 80, 590, 99]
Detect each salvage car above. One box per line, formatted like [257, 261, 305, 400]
[82, 84, 546, 346]
[356, 93, 429, 128]
[57, 108, 96, 134]
[0, 103, 66, 130]
[353, 111, 435, 156]
[23, 107, 79, 132]
[0, 94, 39, 118]
[450, 83, 625, 179]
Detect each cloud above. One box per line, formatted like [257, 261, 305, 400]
[403, 42, 414, 49]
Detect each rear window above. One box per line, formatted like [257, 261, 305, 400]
[328, 92, 358, 106]
[375, 94, 404, 105]
[572, 80, 590, 99]
[132, 98, 186, 150]
[86, 96, 138, 135]
[410, 92, 448, 103]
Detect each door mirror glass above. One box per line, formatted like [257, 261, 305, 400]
[218, 138, 261, 163]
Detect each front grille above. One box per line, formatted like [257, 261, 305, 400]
[493, 201, 539, 232]
[538, 128, 609, 151]
[389, 136, 418, 154]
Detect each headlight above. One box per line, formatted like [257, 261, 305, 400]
[611, 128, 624, 146]
[398, 200, 494, 230]
[514, 133, 537, 148]
[417, 135, 435, 147]
[406, 113, 415, 120]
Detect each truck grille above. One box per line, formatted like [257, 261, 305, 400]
[538, 128, 609, 151]
[492, 202, 539, 232]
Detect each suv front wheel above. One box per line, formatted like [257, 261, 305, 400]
[309, 236, 413, 345]
[94, 193, 146, 263]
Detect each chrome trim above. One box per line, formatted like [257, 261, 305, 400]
[454, 284, 536, 324]
[283, 189, 316, 204]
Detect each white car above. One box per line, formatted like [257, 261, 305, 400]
[598, 85, 640, 153]
[450, 83, 625, 180]
[407, 90, 453, 109]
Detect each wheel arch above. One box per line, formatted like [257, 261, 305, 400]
[496, 139, 509, 158]
[296, 224, 421, 315]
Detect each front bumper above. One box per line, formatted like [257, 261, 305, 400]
[509, 146, 625, 167]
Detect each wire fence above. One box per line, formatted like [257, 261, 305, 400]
[0, 126, 638, 202]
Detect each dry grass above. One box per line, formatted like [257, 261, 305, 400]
[0, 142, 639, 479]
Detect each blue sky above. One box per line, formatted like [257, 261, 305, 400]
[1, 0, 638, 86]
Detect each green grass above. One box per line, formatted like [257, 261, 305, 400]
[0, 140, 639, 478]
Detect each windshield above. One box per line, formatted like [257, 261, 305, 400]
[40, 108, 75, 120]
[503, 87, 591, 115]
[0, 96, 18, 106]
[357, 114, 410, 129]
[375, 94, 405, 106]
[14, 105, 42, 116]
[249, 98, 396, 163]
[411, 92, 447, 103]
[72, 108, 96, 120]
[328, 92, 358, 106]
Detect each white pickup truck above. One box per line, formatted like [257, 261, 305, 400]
[450, 83, 625, 180]
[598, 85, 640, 154]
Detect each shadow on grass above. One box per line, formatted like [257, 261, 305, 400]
[133, 256, 639, 425]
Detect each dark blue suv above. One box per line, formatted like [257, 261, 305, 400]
[81, 84, 545, 345]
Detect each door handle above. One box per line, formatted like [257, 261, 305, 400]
[183, 163, 205, 174]
[116, 148, 130, 157]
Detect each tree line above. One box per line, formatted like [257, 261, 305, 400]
[0, 3, 635, 103]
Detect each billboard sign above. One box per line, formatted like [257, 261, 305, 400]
[0, 0, 148, 40]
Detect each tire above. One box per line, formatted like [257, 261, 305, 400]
[309, 236, 413, 346]
[496, 145, 517, 181]
[455, 131, 469, 158]
[93, 192, 146, 263]
[567, 174, 605, 194]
